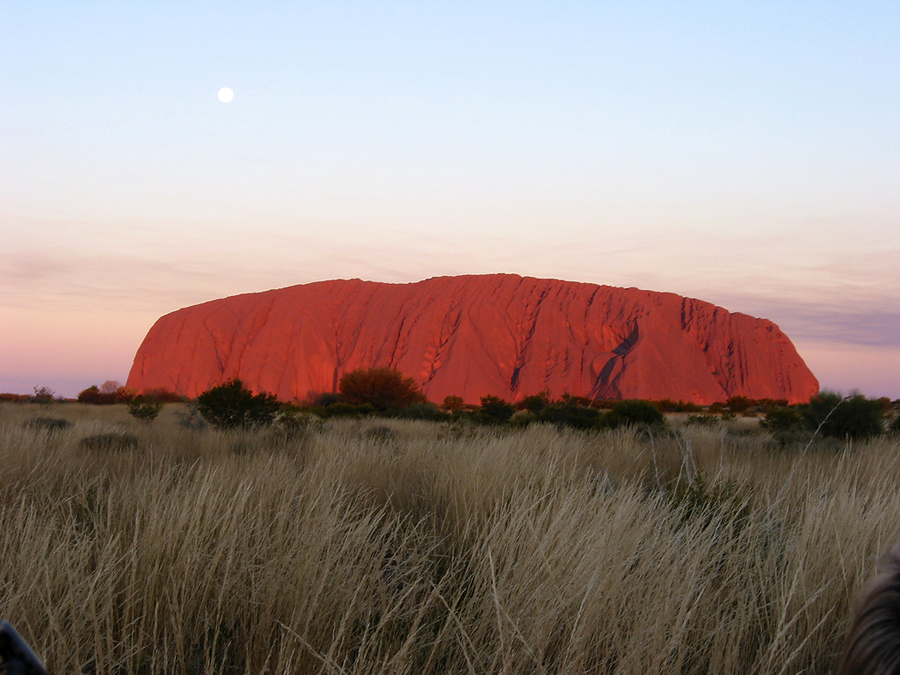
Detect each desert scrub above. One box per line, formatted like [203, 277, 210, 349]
[78, 431, 141, 452]
[0, 408, 898, 674]
[23, 417, 72, 431]
[683, 414, 722, 428]
[197, 379, 281, 429]
[127, 395, 163, 422]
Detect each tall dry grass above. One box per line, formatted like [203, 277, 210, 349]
[0, 403, 898, 674]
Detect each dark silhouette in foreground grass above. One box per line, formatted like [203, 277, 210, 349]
[838, 541, 900, 675]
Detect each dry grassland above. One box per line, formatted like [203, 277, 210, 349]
[1, 403, 899, 674]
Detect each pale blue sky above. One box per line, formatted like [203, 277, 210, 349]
[2, 1, 899, 398]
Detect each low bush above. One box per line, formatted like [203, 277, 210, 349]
[761, 407, 805, 433]
[313, 392, 341, 407]
[78, 432, 140, 452]
[24, 417, 72, 431]
[31, 386, 55, 405]
[127, 396, 163, 422]
[396, 402, 448, 421]
[317, 402, 375, 418]
[654, 399, 703, 413]
[604, 399, 665, 429]
[725, 396, 752, 413]
[276, 406, 318, 434]
[521, 393, 550, 413]
[539, 403, 603, 430]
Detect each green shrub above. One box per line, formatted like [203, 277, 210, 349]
[127, 396, 163, 422]
[521, 393, 550, 413]
[477, 396, 515, 425]
[761, 407, 805, 433]
[197, 380, 281, 430]
[604, 399, 665, 429]
[539, 403, 602, 430]
[802, 392, 885, 440]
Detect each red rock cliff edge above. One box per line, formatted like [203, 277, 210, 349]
[126, 274, 819, 405]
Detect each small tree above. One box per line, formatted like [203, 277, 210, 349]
[398, 402, 448, 421]
[725, 396, 752, 413]
[197, 380, 281, 430]
[338, 367, 425, 411]
[77, 384, 122, 404]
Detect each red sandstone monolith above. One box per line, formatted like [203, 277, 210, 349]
[126, 274, 819, 404]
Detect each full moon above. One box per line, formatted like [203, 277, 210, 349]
[217, 87, 234, 103]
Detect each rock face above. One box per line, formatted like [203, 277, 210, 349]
[127, 274, 819, 405]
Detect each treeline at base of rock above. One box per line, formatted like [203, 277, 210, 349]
[16, 368, 893, 441]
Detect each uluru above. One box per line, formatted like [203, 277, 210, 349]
[126, 274, 819, 405]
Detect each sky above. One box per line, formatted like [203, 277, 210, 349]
[1, 1, 899, 400]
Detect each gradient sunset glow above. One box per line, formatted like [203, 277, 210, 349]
[2, 2, 898, 399]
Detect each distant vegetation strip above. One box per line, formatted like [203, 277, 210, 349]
[5, 368, 898, 440]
